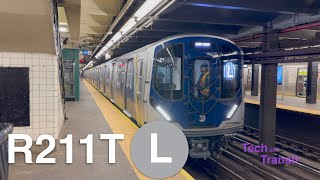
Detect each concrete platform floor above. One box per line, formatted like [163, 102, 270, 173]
[9, 80, 138, 180]
[244, 91, 320, 115]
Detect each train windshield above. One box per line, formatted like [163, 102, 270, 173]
[153, 44, 183, 100]
[221, 56, 240, 98]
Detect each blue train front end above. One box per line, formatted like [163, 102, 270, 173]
[149, 36, 243, 158]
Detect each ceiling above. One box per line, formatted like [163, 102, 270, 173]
[91, 0, 320, 60]
[0, 0, 56, 53]
[58, 0, 123, 50]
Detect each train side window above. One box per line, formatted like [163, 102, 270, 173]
[153, 44, 183, 100]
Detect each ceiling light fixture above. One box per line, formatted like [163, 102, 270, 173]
[95, 0, 166, 59]
[59, 27, 69, 32]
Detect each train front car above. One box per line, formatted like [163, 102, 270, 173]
[149, 35, 244, 159]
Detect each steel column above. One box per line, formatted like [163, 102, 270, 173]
[306, 62, 318, 104]
[251, 64, 259, 96]
[259, 64, 277, 152]
[259, 26, 278, 156]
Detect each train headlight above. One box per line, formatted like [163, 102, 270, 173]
[156, 106, 171, 121]
[226, 104, 238, 119]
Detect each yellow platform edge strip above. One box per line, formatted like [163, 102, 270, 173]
[83, 80, 194, 180]
[245, 99, 320, 116]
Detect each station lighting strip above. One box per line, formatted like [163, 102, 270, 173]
[95, 0, 176, 59]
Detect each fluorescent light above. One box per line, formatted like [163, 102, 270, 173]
[111, 32, 122, 43]
[134, 0, 163, 21]
[59, 27, 68, 32]
[95, 0, 164, 58]
[226, 104, 238, 119]
[59, 22, 68, 26]
[156, 106, 171, 121]
[105, 53, 111, 60]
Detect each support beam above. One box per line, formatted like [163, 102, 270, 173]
[157, 18, 265, 26]
[65, 6, 81, 40]
[251, 64, 259, 96]
[306, 62, 318, 104]
[177, 0, 319, 14]
[259, 63, 277, 154]
[143, 28, 236, 35]
[259, 26, 279, 157]
[149, 21, 240, 35]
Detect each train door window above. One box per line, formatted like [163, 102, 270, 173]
[193, 60, 210, 99]
[221, 59, 240, 98]
[118, 62, 126, 88]
[153, 44, 183, 100]
[116, 63, 121, 87]
[137, 61, 143, 94]
[106, 66, 110, 84]
[126, 60, 133, 89]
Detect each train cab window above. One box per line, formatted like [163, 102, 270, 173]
[193, 60, 210, 99]
[221, 59, 240, 98]
[153, 44, 183, 100]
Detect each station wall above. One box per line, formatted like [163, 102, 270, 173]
[0, 52, 64, 140]
[243, 63, 320, 99]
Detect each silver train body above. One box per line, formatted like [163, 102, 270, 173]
[85, 34, 244, 158]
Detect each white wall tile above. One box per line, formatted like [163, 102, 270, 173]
[0, 52, 63, 140]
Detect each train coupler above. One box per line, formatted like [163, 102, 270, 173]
[189, 139, 211, 159]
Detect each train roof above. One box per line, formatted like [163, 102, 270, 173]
[91, 34, 241, 69]
[117, 34, 239, 58]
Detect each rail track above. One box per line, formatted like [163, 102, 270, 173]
[188, 126, 320, 179]
[241, 125, 320, 161]
[230, 131, 320, 179]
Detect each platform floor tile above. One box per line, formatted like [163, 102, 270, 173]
[9, 80, 138, 180]
[83, 80, 194, 180]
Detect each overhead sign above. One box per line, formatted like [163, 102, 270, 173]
[81, 50, 91, 55]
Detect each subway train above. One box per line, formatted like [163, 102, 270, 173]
[84, 34, 244, 159]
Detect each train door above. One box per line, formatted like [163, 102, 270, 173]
[103, 65, 107, 94]
[110, 63, 116, 102]
[118, 61, 126, 109]
[99, 66, 103, 91]
[135, 58, 145, 126]
[105, 65, 110, 97]
[98, 68, 101, 89]
[125, 59, 135, 118]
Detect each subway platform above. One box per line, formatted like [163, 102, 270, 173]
[244, 92, 320, 147]
[9, 80, 192, 180]
[244, 92, 320, 115]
